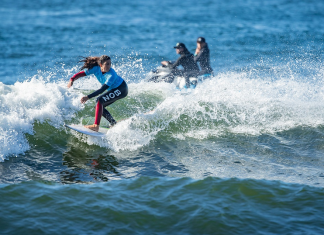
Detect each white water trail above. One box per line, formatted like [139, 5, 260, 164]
[82, 67, 324, 151]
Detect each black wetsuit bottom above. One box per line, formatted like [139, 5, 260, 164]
[96, 81, 128, 125]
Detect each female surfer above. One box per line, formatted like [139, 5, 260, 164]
[67, 55, 128, 132]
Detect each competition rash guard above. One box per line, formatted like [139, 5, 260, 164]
[84, 66, 124, 99]
[85, 66, 123, 90]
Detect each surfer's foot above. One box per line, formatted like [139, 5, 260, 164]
[84, 124, 99, 132]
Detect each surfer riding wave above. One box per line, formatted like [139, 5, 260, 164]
[67, 55, 128, 132]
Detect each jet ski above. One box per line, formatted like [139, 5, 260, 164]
[145, 64, 198, 89]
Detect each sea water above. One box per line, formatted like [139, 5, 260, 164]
[1, 0, 324, 234]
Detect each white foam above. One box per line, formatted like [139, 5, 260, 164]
[0, 77, 83, 161]
[81, 67, 324, 151]
[4, 61, 324, 158]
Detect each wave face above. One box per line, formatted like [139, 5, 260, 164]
[1, 62, 324, 187]
[91, 68, 324, 151]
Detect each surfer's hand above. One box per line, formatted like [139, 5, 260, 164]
[81, 96, 89, 104]
[161, 61, 169, 66]
[67, 79, 73, 88]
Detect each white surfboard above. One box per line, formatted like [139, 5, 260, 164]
[65, 124, 109, 137]
[65, 109, 156, 137]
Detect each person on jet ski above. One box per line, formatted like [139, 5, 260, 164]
[161, 42, 199, 88]
[194, 37, 213, 78]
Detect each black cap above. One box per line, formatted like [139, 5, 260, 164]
[197, 37, 206, 43]
[174, 42, 186, 49]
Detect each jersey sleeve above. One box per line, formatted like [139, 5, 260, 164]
[70, 71, 86, 81]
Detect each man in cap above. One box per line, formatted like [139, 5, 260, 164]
[161, 42, 199, 88]
[194, 37, 213, 77]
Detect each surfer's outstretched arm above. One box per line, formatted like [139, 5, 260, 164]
[67, 71, 86, 88]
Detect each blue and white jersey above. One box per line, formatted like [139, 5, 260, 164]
[85, 66, 124, 91]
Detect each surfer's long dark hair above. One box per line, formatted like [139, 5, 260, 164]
[79, 55, 111, 71]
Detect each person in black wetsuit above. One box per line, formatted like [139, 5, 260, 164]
[194, 37, 213, 77]
[161, 42, 199, 88]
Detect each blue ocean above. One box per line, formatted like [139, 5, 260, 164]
[1, 0, 324, 234]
